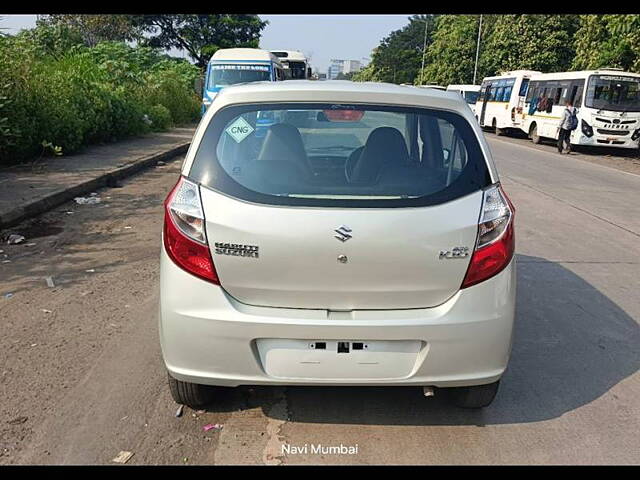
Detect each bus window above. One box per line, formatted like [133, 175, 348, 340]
[556, 81, 570, 106]
[546, 85, 558, 112]
[502, 78, 515, 102]
[572, 80, 585, 107]
[519, 79, 530, 97]
[503, 85, 513, 102]
[464, 91, 480, 104]
[568, 85, 578, 105]
[490, 87, 498, 101]
[536, 84, 549, 112]
[479, 82, 488, 102]
[526, 82, 538, 103]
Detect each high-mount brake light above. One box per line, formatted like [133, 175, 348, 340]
[163, 177, 219, 284]
[323, 110, 365, 122]
[461, 184, 515, 289]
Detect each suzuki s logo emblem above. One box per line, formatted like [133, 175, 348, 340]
[334, 225, 352, 242]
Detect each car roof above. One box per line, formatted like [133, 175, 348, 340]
[212, 80, 468, 110]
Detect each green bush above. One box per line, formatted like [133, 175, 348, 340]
[0, 31, 200, 165]
[145, 69, 200, 125]
[147, 104, 172, 131]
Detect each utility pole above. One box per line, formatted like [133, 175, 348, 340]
[420, 15, 429, 84]
[473, 14, 483, 85]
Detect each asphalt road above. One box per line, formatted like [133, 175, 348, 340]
[1, 134, 639, 465]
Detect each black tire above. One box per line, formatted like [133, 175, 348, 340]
[168, 373, 217, 408]
[493, 119, 504, 136]
[530, 124, 541, 144]
[446, 380, 500, 409]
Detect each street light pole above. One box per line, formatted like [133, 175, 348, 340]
[420, 15, 429, 84]
[473, 14, 483, 85]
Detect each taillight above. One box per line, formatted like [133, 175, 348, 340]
[163, 177, 219, 284]
[461, 184, 515, 289]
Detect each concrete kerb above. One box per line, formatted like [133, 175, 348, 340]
[0, 142, 189, 231]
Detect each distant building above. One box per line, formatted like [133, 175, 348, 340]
[328, 59, 362, 80]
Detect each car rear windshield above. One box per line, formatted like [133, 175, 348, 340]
[189, 103, 491, 208]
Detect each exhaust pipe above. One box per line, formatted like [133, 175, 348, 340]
[423, 386, 435, 397]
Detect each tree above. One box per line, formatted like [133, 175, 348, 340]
[133, 15, 268, 69]
[39, 15, 142, 47]
[12, 22, 85, 59]
[418, 15, 493, 86]
[480, 15, 580, 76]
[573, 15, 640, 72]
[335, 71, 355, 80]
[352, 15, 438, 84]
[351, 62, 379, 82]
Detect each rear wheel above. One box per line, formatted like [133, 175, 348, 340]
[530, 124, 541, 144]
[446, 380, 500, 409]
[168, 373, 218, 408]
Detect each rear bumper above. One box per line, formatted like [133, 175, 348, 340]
[159, 248, 517, 387]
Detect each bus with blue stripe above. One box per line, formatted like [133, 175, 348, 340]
[202, 48, 285, 115]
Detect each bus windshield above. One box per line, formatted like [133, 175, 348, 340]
[210, 64, 271, 88]
[586, 75, 640, 112]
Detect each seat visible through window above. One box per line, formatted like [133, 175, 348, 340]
[350, 127, 409, 183]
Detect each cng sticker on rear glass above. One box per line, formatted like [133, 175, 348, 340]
[225, 116, 254, 143]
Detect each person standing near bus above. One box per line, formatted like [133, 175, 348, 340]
[558, 100, 578, 154]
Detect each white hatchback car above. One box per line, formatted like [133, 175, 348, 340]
[160, 80, 516, 409]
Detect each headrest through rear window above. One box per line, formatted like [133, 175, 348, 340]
[351, 127, 409, 183]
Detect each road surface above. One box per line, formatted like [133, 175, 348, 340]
[1, 135, 639, 465]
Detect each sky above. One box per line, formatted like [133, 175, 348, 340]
[0, 14, 412, 73]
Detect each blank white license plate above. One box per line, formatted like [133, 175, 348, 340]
[256, 339, 423, 380]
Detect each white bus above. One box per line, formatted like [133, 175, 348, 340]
[447, 84, 481, 105]
[474, 70, 541, 135]
[521, 69, 640, 149]
[269, 50, 312, 79]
